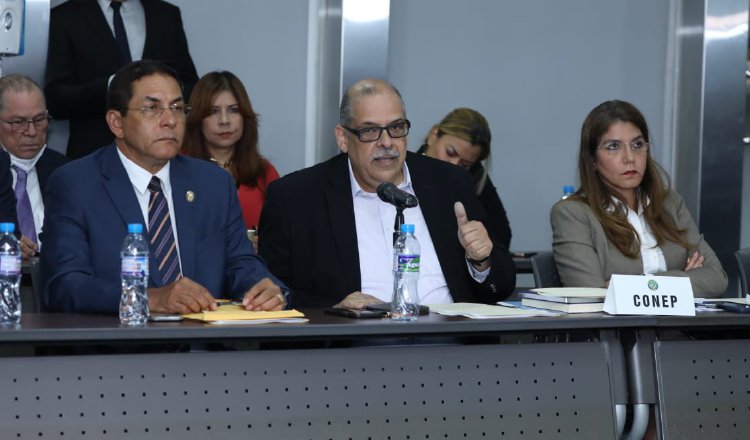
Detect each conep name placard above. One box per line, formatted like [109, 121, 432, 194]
[603, 274, 695, 316]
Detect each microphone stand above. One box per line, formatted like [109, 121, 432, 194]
[393, 206, 405, 245]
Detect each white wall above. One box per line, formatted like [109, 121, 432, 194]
[388, 0, 673, 252]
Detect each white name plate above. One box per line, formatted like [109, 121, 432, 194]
[603, 274, 695, 316]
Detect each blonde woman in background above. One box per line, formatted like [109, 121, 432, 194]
[418, 107, 512, 250]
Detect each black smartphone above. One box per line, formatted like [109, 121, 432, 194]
[365, 303, 430, 315]
[714, 302, 750, 314]
[324, 307, 386, 319]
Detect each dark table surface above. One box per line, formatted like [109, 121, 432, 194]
[0, 310, 647, 343]
[1, 309, 749, 345]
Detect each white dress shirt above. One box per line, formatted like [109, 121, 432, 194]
[7, 147, 45, 240]
[117, 148, 182, 271]
[350, 160, 458, 304]
[98, 0, 146, 61]
[610, 198, 667, 274]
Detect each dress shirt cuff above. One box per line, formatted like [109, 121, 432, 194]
[466, 260, 490, 283]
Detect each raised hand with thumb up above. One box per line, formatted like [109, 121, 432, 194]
[454, 201, 493, 270]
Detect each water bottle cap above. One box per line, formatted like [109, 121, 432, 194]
[400, 224, 415, 234]
[563, 185, 575, 194]
[0, 222, 15, 233]
[128, 223, 144, 234]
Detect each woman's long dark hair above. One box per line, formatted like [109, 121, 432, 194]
[185, 71, 268, 189]
[574, 100, 690, 258]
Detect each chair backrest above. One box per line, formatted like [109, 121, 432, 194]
[530, 251, 562, 288]
[734, 248, 750, 296]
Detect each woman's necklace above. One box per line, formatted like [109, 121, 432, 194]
[209, 157, 232, 169]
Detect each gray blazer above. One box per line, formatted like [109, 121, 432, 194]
[550, 191, 727, 298]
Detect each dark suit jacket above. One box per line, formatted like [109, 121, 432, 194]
[415, 144, 512, 249]
[41, 145, 282, 313]
[35, 148, 69, 204]
[45, 0, 198, 159]
[0, 150, 16, 225]
[258, 152, 516, 307]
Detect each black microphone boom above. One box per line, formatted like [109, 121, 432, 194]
[376, 183, 419, 208]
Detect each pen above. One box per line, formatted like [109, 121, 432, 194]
[496, 301, 518, 308]
[215, 300, 243, 307]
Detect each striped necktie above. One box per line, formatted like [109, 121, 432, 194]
[148, 176, 181, 285]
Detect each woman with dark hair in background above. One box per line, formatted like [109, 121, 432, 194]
[550, 100, 727, 297]
[185, 71, 279, 233]
[417, 107, 512, 250]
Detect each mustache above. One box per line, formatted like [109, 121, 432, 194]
[371, 148, 399, 160]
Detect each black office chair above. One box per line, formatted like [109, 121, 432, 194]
[530, 251, 562, 288]
[734, 248, 750, 296]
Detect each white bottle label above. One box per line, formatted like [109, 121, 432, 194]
[122, 256, 149, 276]
[0, 255, 20, 275]
[397, 254, 420, 273]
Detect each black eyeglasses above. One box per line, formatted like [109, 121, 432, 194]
[343, 120, 411, 142]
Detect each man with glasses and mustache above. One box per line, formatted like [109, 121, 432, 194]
[259, 78, 515, 309]
[0, 75, 68, 259]
[41, 60, 287, 314]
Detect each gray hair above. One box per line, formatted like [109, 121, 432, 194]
[338, 79, 406, 126]
[0, 74, 44, 113]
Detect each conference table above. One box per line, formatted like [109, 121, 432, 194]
[0, 310, 748, 440]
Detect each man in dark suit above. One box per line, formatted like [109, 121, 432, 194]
[0, 75, 68, 258]
[0, 150, 17, 226]
[259, 79, 515, 308]
[41, 60, 285, 314]
[45, 0, 198, 159]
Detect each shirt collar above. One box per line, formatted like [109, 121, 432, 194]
[116, 147, 171, 195]
[100, 0, 134, 10]
[5, 145, 46, 172]
[347, 158, 413, 198]
[605, 195, 650, 215]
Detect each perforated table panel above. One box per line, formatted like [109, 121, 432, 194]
[654, 339, 750, 440]
[0, 342, 617, 439]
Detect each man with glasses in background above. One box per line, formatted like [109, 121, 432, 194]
[41, 60, 287, 314]
[259, 78, 516, 309]
[0, 75, 68, 259]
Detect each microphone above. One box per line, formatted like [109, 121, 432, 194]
[377, 183, 419, 209]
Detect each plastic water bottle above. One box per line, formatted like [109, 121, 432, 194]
[0, 223, 21, 324]
[391, 223, 420, 321]
[120, 223, 149, 325]
[562, 185, 575, 200]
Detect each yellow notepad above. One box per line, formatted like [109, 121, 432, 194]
[183, 305, 306, 324]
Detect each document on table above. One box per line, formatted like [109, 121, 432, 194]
[428, 302, 559, 319]
[183, 306, 308, 324]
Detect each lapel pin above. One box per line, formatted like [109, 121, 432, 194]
[186, 190, 195, 203]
